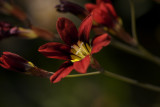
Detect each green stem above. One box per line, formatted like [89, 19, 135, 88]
[129, 0, 138, 44]
[64, 70, 160, 92]
[111, 39, 160, 66]
[128, 0, 160, 65]
[66, 72, 100, 78]
[102, 70, 160, 92]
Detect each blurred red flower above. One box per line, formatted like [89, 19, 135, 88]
[85, 0, 121, 29]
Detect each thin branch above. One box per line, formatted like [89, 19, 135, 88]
[111, 38, 160, 66]
[129, 0, 138, 44]
[128, 0, 159, 64]
[64, 70, 160, 92]
[66, 71, 100, 78]
[103, 70, 160, 92]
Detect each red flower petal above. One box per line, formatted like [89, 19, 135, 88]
[85, 3, 97, 13]
[73, 55, 90, 73]
[56, 17, 78, 46]
[38, 42, 71, 60]
[91, 33, 111, 54]
[96, 0, 111, 5]
[78, 15, 93, 42]
[50, 61, 73, 83]
[105, 3, 118, 19]
[0, 57, 10, 69]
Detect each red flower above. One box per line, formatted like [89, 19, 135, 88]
[38, 15, 111, 83]
[0, 52, 35, 72]
[85, 0, 136, 45]
[85, 0, 121, 29]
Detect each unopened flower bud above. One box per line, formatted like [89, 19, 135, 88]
[0, 52, 35, 72]
[0, 52, 53, 78]
[0, 21, 18, 40]
[56, 0, 88, 20]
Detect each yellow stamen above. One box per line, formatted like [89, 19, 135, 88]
[70, 55, 81, 62]
[86, 43, 91, 53]
[70, 41, 92, 62]
[28, 61, 35, 67]
[71, 44, 85, 58]
[93, 20, 99, 26]
[25, 61, 35, 71]
[77, 41, 89, 56]
[103, 27, 108, 31]
[117, 17, 123, 26]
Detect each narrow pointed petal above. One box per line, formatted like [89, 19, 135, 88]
[57, 17, 78, 46]
[38, 42, 71, 60]
[78, 15, 93, 42]
[0, 57, 11, 69]
[73, 55, 90, 73]
[50, 61, 73, 83]
[96, 0, 111, 5]
[105, 3, 118, 19]
[91, 33, 111, 54]
[85, 3, 97, 13]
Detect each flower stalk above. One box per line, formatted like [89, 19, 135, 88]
[129, 0, 138, 45]
[128, 0, 160, 66]
[111, 38, 160, 66]
[64, 70, 160, 93]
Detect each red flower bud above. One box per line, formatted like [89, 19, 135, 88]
[0, 52, 34, 72]
[0, 52, 53, 78]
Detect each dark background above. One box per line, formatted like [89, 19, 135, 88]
[0, 0, 160, 107]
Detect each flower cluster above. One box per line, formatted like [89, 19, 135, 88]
[0, 15, 111, 83]
[0, 0, 137, 84]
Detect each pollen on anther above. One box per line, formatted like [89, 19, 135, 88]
[70, 41, 92, 62]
